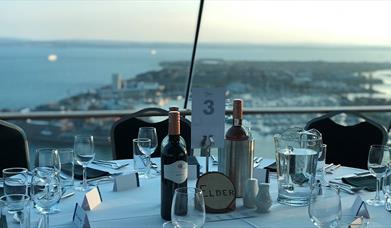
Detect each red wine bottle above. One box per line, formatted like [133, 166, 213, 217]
[161, 111, 188, 220]
[161, 106, 186, 151]
[225, 99, 249, 141]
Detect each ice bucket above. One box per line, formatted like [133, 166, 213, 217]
[274, 127, 322, 206]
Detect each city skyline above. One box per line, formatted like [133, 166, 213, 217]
[1, 1, 391, 46]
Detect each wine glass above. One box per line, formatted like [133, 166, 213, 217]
[171, 187, 205, 228]
[74, 135, 95, 191]
[366, 144, 390, 206]
[138, 127, 158, 178]
[30, 167, 62, 228]
[34, 148, 62, 213]
[308, 184, 341, 228]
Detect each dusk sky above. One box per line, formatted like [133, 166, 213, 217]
[1, 1, 391, 46]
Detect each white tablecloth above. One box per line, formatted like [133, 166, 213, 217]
[41, 158, 391, 228]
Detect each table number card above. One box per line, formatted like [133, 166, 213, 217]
[113, 172, 140, 192]
[82, 187, 102, 211]
[73, 203, 90, 228]
[191, 88, 225, 149]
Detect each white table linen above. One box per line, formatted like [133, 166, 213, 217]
[38, 158, 391, 228]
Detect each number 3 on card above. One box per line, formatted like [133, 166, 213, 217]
[191, 88, 225, 149]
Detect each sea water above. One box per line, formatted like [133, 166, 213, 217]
[276, 148, 318, 206]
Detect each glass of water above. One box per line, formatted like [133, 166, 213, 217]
[74, 135, 95, 191]
[366, 144, 390, 206]
[308, 184, 341, 228]
[0, 194, 30, 228]
[2, 167, 29, 196]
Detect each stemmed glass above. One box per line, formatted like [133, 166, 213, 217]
[308, 183, 342, 228]
[138, 127, 157, 178]
[30, 167, 62, 228]
[74, 135, 95, 191]
[34, 148, 62, 213]
[366, 144, 391, 206]
[171, 187, 205, 228]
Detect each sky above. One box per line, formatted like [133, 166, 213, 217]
[1, 0, 391, 46]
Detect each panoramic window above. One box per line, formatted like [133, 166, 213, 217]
[190, 0, 391, 157]
[0, 1, 198, 159]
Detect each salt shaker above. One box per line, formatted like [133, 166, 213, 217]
[255, 183, 272, 213]
[244, 178, 258, 208]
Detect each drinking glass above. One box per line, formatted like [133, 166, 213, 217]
[3, 167, 29, 196]
[316, 144, 328, 185]
[132, 138, 149, 175]
[30, 167, 62, 228]
[57, 148, 75, 189]
[34, 148, 61, 174]
[308, 184, 341, 228]
[34, 148, 62, 213]
[0, 194, 30, 228]
[383, 169, 391, 211]
[171, 187, 205, 228]
[138, 127, 157, 178]
[74, 135, 95, 191]
[366, 144, 390, 206]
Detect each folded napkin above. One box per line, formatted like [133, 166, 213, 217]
[342, 175, 376, 192]
[264, 162, 277, 172]
[63, 164, 110, 180]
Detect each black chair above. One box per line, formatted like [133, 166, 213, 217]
[0, 120, 30, 171]
[111, 107, 191, 160]
[305, 111, 387, 169]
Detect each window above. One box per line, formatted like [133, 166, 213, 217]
[191, 1, 391, 158]
[0, 1, 198, 159]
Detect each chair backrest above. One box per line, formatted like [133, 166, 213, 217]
[305, 111, 387, 169]
[0, 120, 30, 171]
[111, 107, 191, 160]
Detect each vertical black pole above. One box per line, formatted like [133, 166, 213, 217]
[183, 0, 205, 109]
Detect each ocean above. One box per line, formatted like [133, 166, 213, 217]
[1, 44, 391, 109]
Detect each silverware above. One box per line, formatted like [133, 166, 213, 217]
[329, 181, 363, 193]
[61, 191, 75, 200]
[326, 164, 341, 174]
[325, 163, 334, 170]
[87, 176, 114, 185]
[92, 161, 129, 170]
[253, 157, 263, 168]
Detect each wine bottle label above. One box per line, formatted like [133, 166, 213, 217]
[164, 160, 188, 184]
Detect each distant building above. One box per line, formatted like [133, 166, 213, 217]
[112, 73, 126, 91]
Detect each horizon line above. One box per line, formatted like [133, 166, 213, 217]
[1, 37, 391, 49]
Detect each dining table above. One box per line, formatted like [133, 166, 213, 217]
[38, 158, 390, 228]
